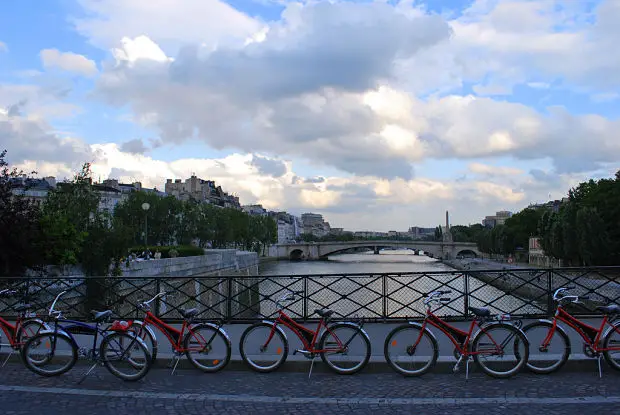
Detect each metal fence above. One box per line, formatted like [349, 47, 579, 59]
[1, 267, 620, 323]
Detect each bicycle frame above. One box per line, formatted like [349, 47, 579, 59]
[0, 316, 25, 348]
[543, 306, 620, 353]
[266, 309, 344, 354]
[51, 319, 107, 355]
[419, 310, 504, 357]
[140, 310, 210, 353]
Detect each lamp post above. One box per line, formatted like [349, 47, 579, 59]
[142, 202, 150, 248]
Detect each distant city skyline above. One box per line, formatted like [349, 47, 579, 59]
[2, 1, 618, 231]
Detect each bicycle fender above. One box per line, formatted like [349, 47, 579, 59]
[186, 322, 231, 343]
[35, 329, 77, 347]
[130, 320, 157, 340]
[602, 320, 620, 340]
[23, 318, 51, 331]
[328, 321, 370, 340]
[406, 321, 439, 345]
[260, 320, 288, 343]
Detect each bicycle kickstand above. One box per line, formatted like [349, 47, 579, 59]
[308, 357, 316, 379]
[170, 355, 181, 375]
[597, 354, 603, 379]
[77, 363, 99, 385]
[1, 350, 14, 367]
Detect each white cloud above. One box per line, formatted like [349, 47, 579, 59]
[40, 49, 98, 76]
[0, 41, 7, 52]
[469, 163, 524, 176]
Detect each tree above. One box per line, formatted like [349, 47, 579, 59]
[0, 150, 42, 277]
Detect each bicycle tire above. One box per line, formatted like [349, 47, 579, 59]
[239, 322, 288, 373]
[384, 323, 438, 377]
[521, 320, 570, 374]
[130, 320, 158, 363]
[472, 322, 529, 378]
[319, 322, 371, 375]
[602, 320, 620, 371]
[183, 323, 231, 373]
[21, 331, 77, 377]
[100, 332, 152, 382]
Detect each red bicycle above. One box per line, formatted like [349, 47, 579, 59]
[130, 292, 231, 373]
[522, 286, 620, 377]
[239, 290, 371, 375]
[0, 288, 48, 366]
[384, 290, 529, 378]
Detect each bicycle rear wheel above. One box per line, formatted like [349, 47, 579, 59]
[100, 332, 151, 381]
[184, 324, 231, 373]
[319, 323, 370, 374]
[384, 324, 438, 376]
[472, 323, 528, 378]
[239, 322, 288, 373]
[22, 332, 77, 377]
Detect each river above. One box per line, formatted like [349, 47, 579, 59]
[256, 250, 543, 319]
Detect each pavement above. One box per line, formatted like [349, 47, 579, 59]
[1, 361, 620, 415]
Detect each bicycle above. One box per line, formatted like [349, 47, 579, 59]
[0, 289, 48, 366]
[521, 286, 620, 377]
[129, 291, 231, 374]
[21, 290, 152, 382]
[239, 290, 371, 377]
[384, 290, 529, 378]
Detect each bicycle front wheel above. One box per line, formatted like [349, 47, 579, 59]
[384, 324, 438, 376]
[130, 321, 158, 363]
[100, 332, 152, 381]
[472, 323, 529, 378]
[22, 332, 77, 377]
[184, 324, 231, 373]
[239, 322, 288, 373]
[521, 321, 570, 374]
[319, 323, 370, 375]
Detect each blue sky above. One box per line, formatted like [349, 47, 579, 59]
[1, 0, 619, 229]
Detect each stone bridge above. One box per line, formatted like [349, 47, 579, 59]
[269, 240, 480, 260]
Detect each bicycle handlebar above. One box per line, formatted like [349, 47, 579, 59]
[553, 287, 589, 304]
[138, 292, 168, 310]
[48, 290, 68, 317]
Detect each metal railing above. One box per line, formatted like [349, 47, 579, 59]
[1, 267, 619, 322]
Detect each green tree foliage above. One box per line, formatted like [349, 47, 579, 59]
[476, 208, 543, 256]
[113, 192, 277, 255]
[0, 150, 43, 277]
[538, 172, 620, 266]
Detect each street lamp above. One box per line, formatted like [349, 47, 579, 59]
[142, 202, 150, 248]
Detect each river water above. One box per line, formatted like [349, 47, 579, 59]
[257, 250, 543, 319]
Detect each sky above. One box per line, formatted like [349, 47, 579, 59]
[1, 0, 619, 231]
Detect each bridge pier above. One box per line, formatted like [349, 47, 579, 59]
[373, 246, 380, 255]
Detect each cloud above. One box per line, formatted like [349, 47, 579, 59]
[40, 49, 98, 76]
[120, 138, 149, 154]
[0, 111, 93, 166]
[469, 163, 524, 176]
[0, 41, 7, 52]
[250, 154, 287, 177]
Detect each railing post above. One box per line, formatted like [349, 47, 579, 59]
[547, 269, 554, 317]
[382, 274, 387, 320]
[227, 276, 233, 321]
[303, 277, 308, 321]
[463, 271, 469, 319]
[155, 279, 161, 317]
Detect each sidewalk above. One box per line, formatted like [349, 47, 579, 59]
[0, 363, 619, 414]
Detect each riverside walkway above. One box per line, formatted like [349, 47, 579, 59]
[0, 363, 618, 414]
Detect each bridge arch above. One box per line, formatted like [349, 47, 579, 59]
[456, 249, 478, 259]
[289, 249, 304, 261]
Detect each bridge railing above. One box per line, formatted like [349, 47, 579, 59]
[1, 267, 619, 322]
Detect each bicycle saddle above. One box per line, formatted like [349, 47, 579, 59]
[314, 309, 334, 318]
[596, 304, 620, 315]
[468, 306, 491, 317]
[91, 309, 113, 322]
[180, 308, 198, 319]
[13, 303, 31, 312]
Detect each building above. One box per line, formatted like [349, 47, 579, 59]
[269, 211, 302, 243]
[482, 210, 513, 228]
[529, 199, 568, 213]
[408, 226, 435, 240]
[301, 212, 331, 238]
[10, 176, 56, 206]
[528, 237, 561, 267]
[242, 204, 268, 216]
[165, 175, 241, 209]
